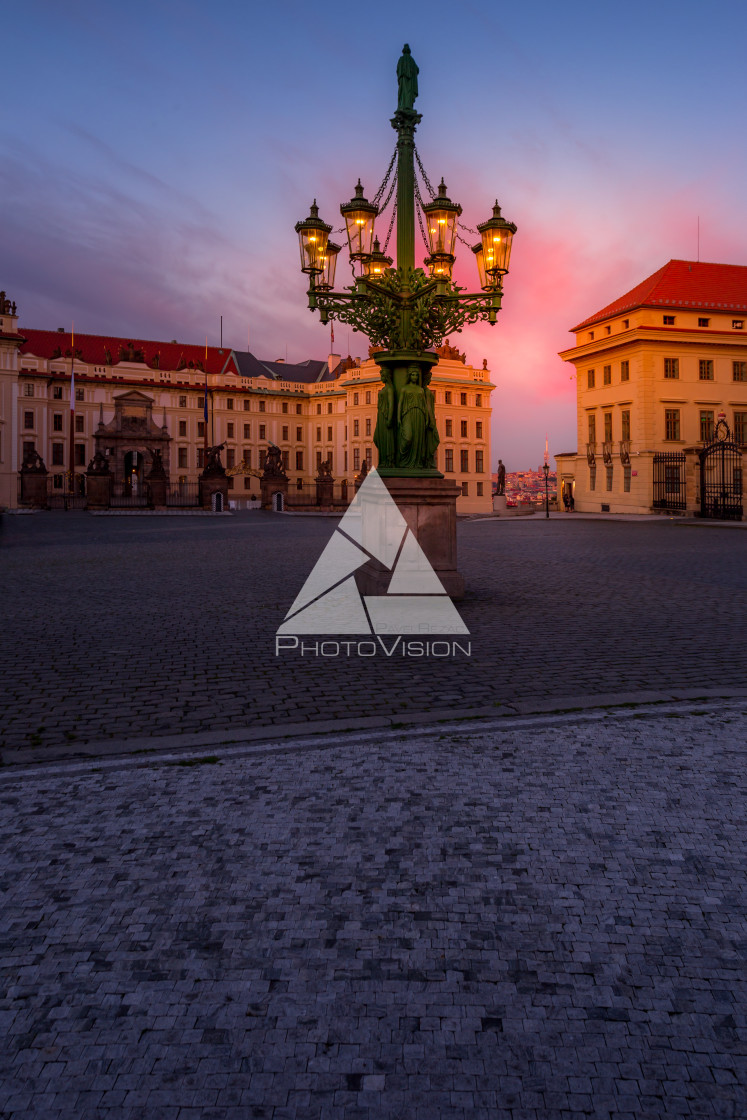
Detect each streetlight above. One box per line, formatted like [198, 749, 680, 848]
[542, 461, 550, 519]
[293, 44, 516, 478]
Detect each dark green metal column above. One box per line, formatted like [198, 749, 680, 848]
[393, 110, 420, 273]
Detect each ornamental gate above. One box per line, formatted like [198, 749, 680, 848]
[653, 451, 686, 511]
[699, 421, 743, 521]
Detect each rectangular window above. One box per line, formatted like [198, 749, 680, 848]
[53, 413, 63, 431]
[244, 423, 251, 439]
[316, 403, 322, 415]
[296, 450, 304, 470]
[588, 414, 596, 444]
[460, 449, 469, 473]
[327, 426, 333, 441]
[244, 399, 251, 411]
[53, 386, 63, 399]
[23, 411, 34, 429]
[74, 444, 86, 466]
[353, 420, 359, 437]
[259, 424, 266, 440]
[227, 422, 234, 438]
[462, 482, 469, 496]
[244, 477, 252, 490]
[283, 450, 289, 470]
[476, 482, 483, 496]
[75, 414, 84, 433]
[23, 383, 34, 397]
[22, 441, 35, 459]
[665, 409, 681, 440]
[700, 410, 715, 442]
[226, 398, 234, 410]
[698, 318, 710, 327]
[316, 426, 322, 441]
[622, 319, 629, 329]
[198, 396, 205, 409]
[460, 392, 467, 406]
[365, 391, 371, 405]
[734, 413, 747, 444]
[197, 421, 205, 437]
[476, 394, 482, 407]
[282, 402, 288, 414]
[178, 447, 188, 468]
[621, 360, 629, 381]
[226, 449, 235, 469]
[445, 391, 452, 404]
[296, 426, 302, 441]
[259, 450, 266, 469]
[444, 448, 454, 472]
[259, 400, 266, 412]
[445, 419, 453, 437]
[475, 450, 484, 473]
[699, 359, 714, 380]
[179, 420, 187, 437]
[352, 392, 359, 406]
[733, 361, 746, 382]
[733, 320, 744, 329]
[282, 425, 288, 441]
[604, 413, 613, 442]
[663, 315, 675, 325]
[606, 465, 613, 491]
[353, 448, 360, 470]
[179, 395, 187, 407]
[296, 403, 302, 415]
[52, 474, 63, 489]
[460, 420, 468, 437]
[243, 449, 252, 468]
[624, 464, 631, 492]
[365, 448, 371, 465]
[587, 369, 595, 389]
[476, 421, 483, 438]
[664, 358, 679, 379]
[364, 419, 370, 437]
[621, 409, 631, 442]
[197, 448, 205, 469]
[589, 465, 596, 491]
[52, 443, 64, 465]
[76, 388, 84, 401]
[327, 402, 332, 414]
[603, 365, 612, 385]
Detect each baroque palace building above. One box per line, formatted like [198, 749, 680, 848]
[556, 260, 747, 515]
[0, 294, 494, 513]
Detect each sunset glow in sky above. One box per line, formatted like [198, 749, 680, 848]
[4, 0, 747, 469]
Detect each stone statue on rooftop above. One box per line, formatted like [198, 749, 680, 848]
[397, 44, 419, 111]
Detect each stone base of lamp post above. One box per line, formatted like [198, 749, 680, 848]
[356, 475, 465, 600]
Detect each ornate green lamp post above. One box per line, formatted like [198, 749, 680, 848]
[294, 44, 516, 479]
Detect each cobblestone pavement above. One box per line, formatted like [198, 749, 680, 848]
[1, 702, 746, 1119]
[1, 511, 746, 758]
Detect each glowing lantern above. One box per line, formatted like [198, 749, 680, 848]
[422, 178, 462, 257]
[294, 200, 332, 274]
[477, 201, 516, 280]
[316, 242, 341, 290]
[362, 237, 392, 279]
[340, 180, 378, 263]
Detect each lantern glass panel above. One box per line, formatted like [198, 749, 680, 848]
[481, 226, 513, 275]
[473, 243, 489, 290]
[298, 226, 330, 273]
[426, 209, 458, 256]
[425, 254, 454, 280]
[345, 211, 376, 259]
[317, 242, 340, 289]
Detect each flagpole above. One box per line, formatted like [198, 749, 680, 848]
[68, 323, 75, 494]
[203, 338, 209, 468]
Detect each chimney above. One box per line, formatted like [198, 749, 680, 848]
[327, 353, 342, 374]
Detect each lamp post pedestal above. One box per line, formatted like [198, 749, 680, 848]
[356, 474, 464, 599]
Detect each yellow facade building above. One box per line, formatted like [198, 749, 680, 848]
[0, 296, 494, 514]
[556, 260, 747, 516]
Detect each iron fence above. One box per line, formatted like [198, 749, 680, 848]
[653, 452, 687, 511]
[699, 425, 743, 520]
[166, 482, 201, 507]
[110, 480, 150, 508]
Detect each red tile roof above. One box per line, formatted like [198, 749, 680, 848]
[572, 260, 747, 331]
[18, 328, 232, 376]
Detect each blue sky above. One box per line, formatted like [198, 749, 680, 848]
[3, 0, 747, 468]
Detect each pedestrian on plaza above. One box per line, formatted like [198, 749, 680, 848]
[568, 489, 575, 511]
[563, 489, 570, 512]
